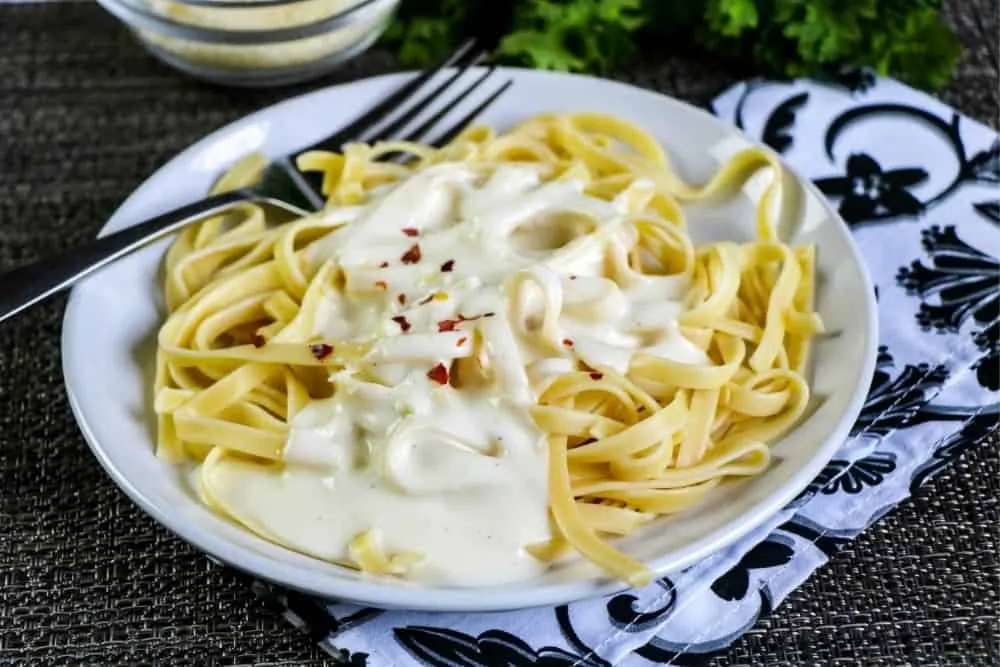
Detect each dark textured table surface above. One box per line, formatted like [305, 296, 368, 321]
[0, 2, 997, 665]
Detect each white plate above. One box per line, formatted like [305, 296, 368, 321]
[61, 68, 878, 612]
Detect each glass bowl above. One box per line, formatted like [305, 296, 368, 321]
[95, 0, 399, 87]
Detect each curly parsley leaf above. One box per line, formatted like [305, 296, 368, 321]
[496, 0, 647, 73]
[707, 0, 759, 37]
[382, 0, 474, 67]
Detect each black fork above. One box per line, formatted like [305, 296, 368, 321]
[0, 40, 512, 325]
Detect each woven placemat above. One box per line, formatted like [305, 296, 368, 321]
[0, 2, 996, 665]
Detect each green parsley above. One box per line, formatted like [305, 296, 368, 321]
[382, 0, 960, 90]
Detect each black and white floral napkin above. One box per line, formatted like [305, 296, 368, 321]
[250, 76, 999, 666]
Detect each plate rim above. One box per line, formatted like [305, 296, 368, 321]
[61, 66, 879, 612]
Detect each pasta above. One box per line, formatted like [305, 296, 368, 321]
[154, 112, 821, 587]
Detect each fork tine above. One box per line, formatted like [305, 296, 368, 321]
[390, 67, 497, 145]
[359, 51, 487, 145]
[428, 79, 514, 148]
[296, 38, 479, 156]
[382, 78, 513, 165]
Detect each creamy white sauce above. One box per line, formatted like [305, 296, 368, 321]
[204, 163, 708, 585]
[204, 376, 549, 585]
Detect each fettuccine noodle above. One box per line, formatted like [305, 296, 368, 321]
[154, 112, 821, 587]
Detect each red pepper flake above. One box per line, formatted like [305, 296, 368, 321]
[402, 227, 419, 237]
[456, 336, 468, 347]
[562, 338, 575, 348]
[401, 244, 422, 264]
[589, 371, 604, 380]
[391, 315, 411, 333]
[374, 280, 388, 290]
[440, 259, 455, 272]
[397, 293, 407, 305]
[426, 363, 449, 385]
[437, 312, 492, 332]
[250, 334, 266, 348]
[310, 343, 334, 361]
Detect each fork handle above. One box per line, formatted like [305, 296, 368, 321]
[0, 189, 252, 325]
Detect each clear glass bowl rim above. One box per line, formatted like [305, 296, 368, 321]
[96, 0, 398, 45]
